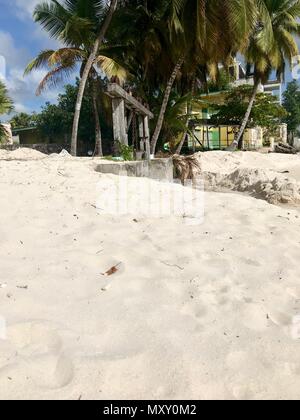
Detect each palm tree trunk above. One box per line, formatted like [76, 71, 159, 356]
[92, 82, 103, 157]
[228, 80, 260, 150]
[150, 56, 184, 155]
[70, 0, 118, 156]
[176, 129, 188, 155]
[176, 76, 196, 155]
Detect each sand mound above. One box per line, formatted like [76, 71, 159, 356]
[0, 148, 47, 160]
[48, 149, 72, 159]
[205, 168, 300, 205]
[0, 149, 9, 159]
[199, 151, 246, 174]
[197, 151, 300, 205]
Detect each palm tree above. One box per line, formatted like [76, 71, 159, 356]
[27, 0, 123, 156]
[150, 0, 258, 155]
[148, 0, 186, 155]
[71, 0, 118, 156]
[230, 0, 300, 149]
[25, 45, 126, 156]
[106, 0, 185, 154]
[0, 81, 13, 141]
[150, 56, 185, 154]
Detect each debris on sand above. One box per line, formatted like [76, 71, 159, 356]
[275, 142, 297, 155]
[101, 263, 122, 276]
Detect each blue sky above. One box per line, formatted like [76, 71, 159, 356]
[0, 0, 62, 118]
[0, 0, 298, 120]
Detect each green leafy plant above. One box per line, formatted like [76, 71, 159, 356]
[116, 140, 134, 161]
[211, 85, 287, 137]
[283, 81, 300, 141]
[9, 112, 37, 129]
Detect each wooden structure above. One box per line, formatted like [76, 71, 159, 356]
[106, 83, 154, 159]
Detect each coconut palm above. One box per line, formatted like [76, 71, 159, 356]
[25, 45, 126, 156]
[110, 1, 178, 94]
[105, 0, 184, 153]
[71, 0, 118, 156]
[27, 0, 123, 156]
[111, 0, 257, 155]
[230, 0, 300, 149]
[150, 0, 258, 154]
[0, 80, 13, 141]
[30, 0, 118, 156]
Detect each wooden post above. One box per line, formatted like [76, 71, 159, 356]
[127, 111, 134, 133]
[112, 98, 128, 146]
[206, 126, 210, 150]
[227, 126, 229, 147]
[138, 115, 145, 151]
[106, 84, 154, 159]
[144, 116, 151, 160]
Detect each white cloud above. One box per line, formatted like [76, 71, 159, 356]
[0, 0, 60, 49]
[7, 67, 58, 102]
[0, 31, 28, 70]
[0, 1, 75, 115]
[14, 103, 32, 114]
[9, 0, 41, 20]
[0, 30, 60, 114]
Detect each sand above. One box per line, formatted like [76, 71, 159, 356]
[0, 149, 300, 400]
[199, 151, 300, 205]
[0, 148, 47, 161]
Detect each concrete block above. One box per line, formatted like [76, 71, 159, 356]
[95, 158, 174, 181]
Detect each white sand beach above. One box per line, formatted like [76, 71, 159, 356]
[1, 149, 300, 400]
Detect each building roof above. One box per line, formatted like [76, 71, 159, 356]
[12, 126, 37, 134]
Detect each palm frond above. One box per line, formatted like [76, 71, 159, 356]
[36, 64, 77, 95]
[24, 50, 55, 75]
[95, 55, 127, 81]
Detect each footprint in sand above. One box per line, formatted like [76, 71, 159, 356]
[267, 310, 292, 327]
[4, 321, 74, 389]
[25, 352, 74, 389]
[265, 306, 300, 340]
[181, 301, 207, 320]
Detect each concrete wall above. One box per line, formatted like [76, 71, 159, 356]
[243, 127, 263, 150]
[95, 158, 174, 182]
